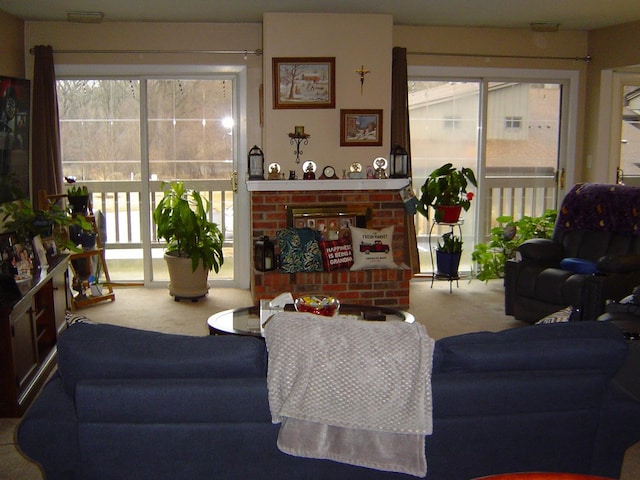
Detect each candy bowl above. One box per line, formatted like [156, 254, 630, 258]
[294, 295, 340, 317]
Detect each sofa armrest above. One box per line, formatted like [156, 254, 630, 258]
[517, 238, 564, 264]
[598, 254, 640, 273]
[17, 374, 79, 480]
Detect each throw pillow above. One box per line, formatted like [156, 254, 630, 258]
[318, 237, 354, 271]
[560, 257, 599, 275]
[350, 225, 396, 270]
[536, 306, 573, 324]
[276, 228, 323, 273]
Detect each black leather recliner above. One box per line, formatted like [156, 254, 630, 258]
[505, 183, 640, 323]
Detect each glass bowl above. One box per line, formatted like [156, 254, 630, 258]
[294, 295, 340, 317]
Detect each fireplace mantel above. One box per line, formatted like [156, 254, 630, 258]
[247, 178, 411, 192]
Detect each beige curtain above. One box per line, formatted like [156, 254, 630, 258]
[31, 45, 63, 201]
[391, 46, 420, 274]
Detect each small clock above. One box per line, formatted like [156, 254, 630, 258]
[320, 165, 339, 179]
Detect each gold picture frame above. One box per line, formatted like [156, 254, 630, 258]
[272, 57, 336, 109]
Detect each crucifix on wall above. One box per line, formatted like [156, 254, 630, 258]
[354, 65, 371, 95]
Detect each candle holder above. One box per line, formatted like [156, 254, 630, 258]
[288, 130, 310, 164]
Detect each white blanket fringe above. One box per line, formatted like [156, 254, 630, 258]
[264, 312, 434, 477]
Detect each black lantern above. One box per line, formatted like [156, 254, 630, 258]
[254, 235, 275, 271]
[248, 145, 265, 180]
[389, 144, 409, 178]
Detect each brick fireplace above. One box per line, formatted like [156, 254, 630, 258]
[249, 179, 413, 308]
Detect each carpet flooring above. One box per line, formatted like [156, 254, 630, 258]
[1, 278, 638, 479]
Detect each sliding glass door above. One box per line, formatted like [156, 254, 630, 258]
[56, 67, 247, 287]
[409, 68, 576, 274]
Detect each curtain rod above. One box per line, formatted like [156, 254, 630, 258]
[30, 47, 263, 56]
[407, 50, 591, 62]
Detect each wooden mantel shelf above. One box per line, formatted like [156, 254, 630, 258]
[247, 178, 411, 192]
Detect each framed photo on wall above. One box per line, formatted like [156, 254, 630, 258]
[0, 76, 31, 204]
[340, 109, 383, 146]
[272, 57, 336, 109]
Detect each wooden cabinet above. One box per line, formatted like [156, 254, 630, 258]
[0, 255, 69, 417]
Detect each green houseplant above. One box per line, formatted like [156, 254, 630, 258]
[0, 199, 91, 252]
[471, 209, 557, 281]
[435, 231, 463, 276]
[417, 163, 478, 223]
[67, 184, 90, 215]
[153, 181, 224, 300]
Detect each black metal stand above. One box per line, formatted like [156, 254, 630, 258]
[429, 220, 463, 293]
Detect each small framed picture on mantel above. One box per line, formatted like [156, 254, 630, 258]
[340, 109, 383, 147]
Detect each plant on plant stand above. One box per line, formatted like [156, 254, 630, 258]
[436, 231, 463, 277]
[67, 184, 90, 216]
[153, 181, 224, 301]
[416, 163, 478, 223]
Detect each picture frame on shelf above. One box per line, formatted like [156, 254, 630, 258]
[0, 232, 17, 277]
[340, 109, 383, 146]
[272, 57, 336, 109]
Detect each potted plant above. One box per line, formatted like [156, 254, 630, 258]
[0, 199, 92, 252]
[153, 181, 224, 300]
[417, 163, 477, 223]
[67, 184, 90, 215]
[471, 209, 558, 281]
[436, 231, 463, 277]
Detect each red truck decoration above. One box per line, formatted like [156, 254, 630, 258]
[359, 240, 390, 254]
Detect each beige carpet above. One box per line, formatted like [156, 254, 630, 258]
[2, 278, 638, 479]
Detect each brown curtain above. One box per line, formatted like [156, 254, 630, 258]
[31, 45, 63, 201]
[391, 46, 420, 274]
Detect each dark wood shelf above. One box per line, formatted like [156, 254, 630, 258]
[0, 255, 70, 417]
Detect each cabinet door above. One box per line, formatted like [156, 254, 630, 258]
[11, 308, 38, 391]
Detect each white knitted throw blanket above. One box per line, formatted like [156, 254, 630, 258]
[264, 312, 434, 477]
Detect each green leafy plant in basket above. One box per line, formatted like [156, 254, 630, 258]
[471, 209, 558, 281]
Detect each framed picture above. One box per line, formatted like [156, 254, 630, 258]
[340, 109, 383, 146]
[0, 76, 31, 204]
[0, 232, 17, 277]
[272, 57, 335, 109]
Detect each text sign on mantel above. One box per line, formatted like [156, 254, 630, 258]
[246, 178, 411, 192]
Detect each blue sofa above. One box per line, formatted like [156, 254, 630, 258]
[17, 320, 640, 480]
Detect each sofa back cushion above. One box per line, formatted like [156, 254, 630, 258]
[433, 320, 627, 374]
[57, 323, 267, 396]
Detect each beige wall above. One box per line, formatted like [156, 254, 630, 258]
[585, 20, 640, 182]
[262, 13, 393, 176]
[0, 9, 24, 78]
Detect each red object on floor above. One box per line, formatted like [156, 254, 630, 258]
[472, 473, 614, 480]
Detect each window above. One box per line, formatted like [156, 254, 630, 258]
[504, 116, 522, 129]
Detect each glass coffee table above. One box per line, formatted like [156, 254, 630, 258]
[207, 304, 415, 337]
